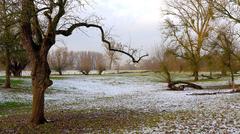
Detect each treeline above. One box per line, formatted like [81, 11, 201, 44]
[48, 47, 123, 75]
[141, 48, 240, 76]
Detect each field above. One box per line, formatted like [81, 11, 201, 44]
[0, 72, 240, 133]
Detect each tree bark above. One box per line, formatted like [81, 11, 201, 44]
[4, 49, 11, 88]
[30, 55, 53, 125]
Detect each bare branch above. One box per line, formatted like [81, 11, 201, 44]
[56, 23, 148, 63]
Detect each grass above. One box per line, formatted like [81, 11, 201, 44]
[0, 77, 25, 87]
[0, 109, 163, 133]
[1, 108, 235, 133]
[0, 101, 31, 116]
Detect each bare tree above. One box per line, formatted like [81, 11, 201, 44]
[214, 25, 240, 90]
[163, 0, 214, 81]
[48, 47, 73, 75]
[77, 51, 93, 75]
[20, 0, 147, 125]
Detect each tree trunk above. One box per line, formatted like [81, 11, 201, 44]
[210, 71, 212, 78]
[58, 70, 62, 75]
[109, 58, 113, 70]
[98, 71, 103, 75]
[192, 64, 199, 81]
[4, 49, 11, 88]
[30, 55, 52, 125]
[11, 69, 22, 77]
[193, 70, 199, 81]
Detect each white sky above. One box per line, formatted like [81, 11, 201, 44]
[56, 0, 167, 55]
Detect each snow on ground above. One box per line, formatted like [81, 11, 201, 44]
[0, 74, 239, 112]
[0, 73, 240, 132]
[46, 75, 240, 133]
[40, 75, 239, 112]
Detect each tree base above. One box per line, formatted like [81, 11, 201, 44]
[30, 117, 48, 126]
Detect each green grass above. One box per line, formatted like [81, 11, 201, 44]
[0, 78, 25, 88]
[0, 101, 31, 116]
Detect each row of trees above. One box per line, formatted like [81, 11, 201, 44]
[48, 47, 108, 75]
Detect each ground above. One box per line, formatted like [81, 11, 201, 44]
[0, 71, 240, 133]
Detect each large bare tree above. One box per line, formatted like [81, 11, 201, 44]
[20, 0, 147, 125]
[164, 0, 214, 81]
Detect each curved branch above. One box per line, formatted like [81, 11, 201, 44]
[56, 23, 148, 63]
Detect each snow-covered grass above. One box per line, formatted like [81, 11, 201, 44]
[0, 72, 240, 132]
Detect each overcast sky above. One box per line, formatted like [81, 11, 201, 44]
[56, 0, 167, 56]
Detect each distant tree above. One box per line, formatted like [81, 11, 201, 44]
[77, 51, 93, 75]
[48, 47, 73, 75]
[9, 45, 29, 77]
